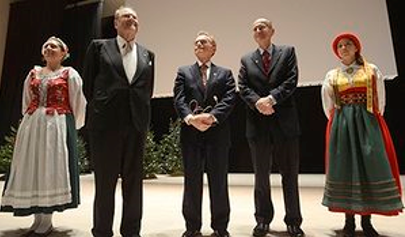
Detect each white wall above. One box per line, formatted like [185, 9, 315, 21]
[103, 0, 124, 17]
[0, 0, 10, 86]
[126, 0, 396, 97]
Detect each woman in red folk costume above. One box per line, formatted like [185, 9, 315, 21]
[0, 36, 86, 236]
[321, 32, 403, 237]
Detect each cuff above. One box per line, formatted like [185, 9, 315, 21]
[267, 95, 277, 105]
[184, 114, 193, 125]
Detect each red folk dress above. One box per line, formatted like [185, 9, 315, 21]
[1, 66, 86, 216]
[321, 62, 403, 216]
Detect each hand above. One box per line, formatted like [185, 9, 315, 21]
[198, 113, 216, 126]
[255, 97, 275, 115]
[189, 113, 215, 132]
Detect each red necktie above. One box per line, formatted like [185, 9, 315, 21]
[262, 50, 270, 74]
[200, 64, 208, 87]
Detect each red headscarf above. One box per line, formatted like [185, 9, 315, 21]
[332, 32, 362, 59]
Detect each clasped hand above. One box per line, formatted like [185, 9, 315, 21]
[189, 113, 216, 132]
[255, 97, 275, 115]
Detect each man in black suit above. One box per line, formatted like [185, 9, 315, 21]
[173, 31, 236, 237]
[82, 6, 154, 237]
[238, 18, 304, 237]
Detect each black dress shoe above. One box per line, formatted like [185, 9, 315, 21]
[182, 230, 203, 237]
[252, 223, 269, 237]
[211, 230, 231, 237]
[286, 225, 305, 237]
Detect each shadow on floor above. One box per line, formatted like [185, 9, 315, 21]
[328, 229, 390, 237]
[0, 228, 78, 237]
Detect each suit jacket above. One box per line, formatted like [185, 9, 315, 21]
[173, 62, 236, 146]
[83, 38, 155, 133]
[238, 44, 300, 139]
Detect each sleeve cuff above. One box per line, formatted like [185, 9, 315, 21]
[267, 95, 277, 105]
[184, 114, 193, 125]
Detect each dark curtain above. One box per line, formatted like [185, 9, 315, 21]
[385, 0, 405, 174]
[61, 0, 103, 74]
[0, 0, 102, 144]
[0, 0, 67, 143]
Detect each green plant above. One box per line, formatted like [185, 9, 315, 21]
[143, 129, 163, 179]
[157, 118, 183, 176]
[77, 135, 91, 174]
[0, 126, 17, 174]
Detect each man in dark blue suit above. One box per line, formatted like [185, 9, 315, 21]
[173, 31, 237, 237]
[238, 18, 305, 237]
[82, 6, 154, 237]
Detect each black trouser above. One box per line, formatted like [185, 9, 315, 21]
[90, 127, 145, 237]
[181, 142, 231, 232]
[248, 135, 302, 226]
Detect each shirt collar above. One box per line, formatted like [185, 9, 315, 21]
[259, 45, 273, 57]
[341, 62, 360, 71]
[117, 35, 135, 52]
[197, 61, 212, 68]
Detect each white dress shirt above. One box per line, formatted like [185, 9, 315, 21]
[117, 36, 137, 83]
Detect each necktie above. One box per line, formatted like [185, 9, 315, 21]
[262, 50, 270, 74]
[123, 42, 132, 56]
[200, 64, 208, 87]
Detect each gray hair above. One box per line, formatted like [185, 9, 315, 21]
[114, 6, 137, 19]
[196, 30, 217, 48]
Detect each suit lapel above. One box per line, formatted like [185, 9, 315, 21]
[269, 45, 281, 74]
[205, 64, 218, 95]
[131, 44, 148, 84]
[106, 39, 127, 82]
[250, 45, 282, 76]
[251, 49, 267, 75]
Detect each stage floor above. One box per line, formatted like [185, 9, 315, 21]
[1, 174, 404, 237]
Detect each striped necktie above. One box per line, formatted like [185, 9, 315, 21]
[262, 50, 270, 74]
[200, 64, 208, 87]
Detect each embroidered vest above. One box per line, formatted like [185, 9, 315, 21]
[26, 68, 72, 115]
[332, 63, 379, 114]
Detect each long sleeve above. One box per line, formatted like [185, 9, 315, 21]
[173, 67, 193, 121]
[21, 71, 33, 115]
[237, 58, 261, 110]
[68, 67, 87, 129]
[321, 69, 336, 120]
[209, 68, 237, 124]
[371, 64, 386, 115]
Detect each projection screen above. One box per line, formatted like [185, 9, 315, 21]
[126, 0, 396, 98]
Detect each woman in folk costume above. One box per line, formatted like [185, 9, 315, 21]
[321, 32, 403, 237]
[0, 36, 86, 236]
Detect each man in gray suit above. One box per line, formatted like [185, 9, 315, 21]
[83, 6, 154, 237]
[238, 18, 304, 237]
[173, 31, 236, 237]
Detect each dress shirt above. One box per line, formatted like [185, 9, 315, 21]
[117, 36, 137, 83]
